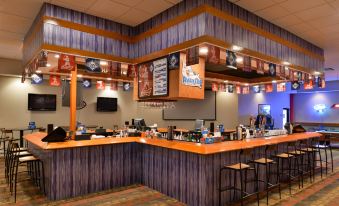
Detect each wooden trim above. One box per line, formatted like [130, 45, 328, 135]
[40, 4, 324, 61]
[41, 44, 133, 64]
[294, 122, 339, 127]
[205, 72, 248, 83]
[69, 65, 77, 139]
[43, 16, 132, 43]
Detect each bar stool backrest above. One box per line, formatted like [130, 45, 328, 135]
[3, 130, 13, 138]
[239, 148, 254, 166]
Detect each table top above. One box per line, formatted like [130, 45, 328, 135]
[8, 127, 42, 131]
[24, 132, 321, 155]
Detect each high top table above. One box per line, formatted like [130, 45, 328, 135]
[25, 132, 321, 205]
[8, 127, 42, 147]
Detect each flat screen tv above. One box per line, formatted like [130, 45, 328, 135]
[97, 97, 117, 112]
[28, 93, 56, 111]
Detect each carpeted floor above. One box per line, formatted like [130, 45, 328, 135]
[0, 150, 339, 206]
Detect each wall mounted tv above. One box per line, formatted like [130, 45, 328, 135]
[97, 97, 117, 112]
[28, 93, 57, 111]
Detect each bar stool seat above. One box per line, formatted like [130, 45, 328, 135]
[275, 153, 293, 158]
[225, 163, 251, 170]
[253, 157, 274, 164]
[19, 156, 38, 162]
[13, 151, 31, 156]
[289, 150, 305, 155]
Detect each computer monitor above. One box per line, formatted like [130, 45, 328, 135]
[134, 119, 146, 130]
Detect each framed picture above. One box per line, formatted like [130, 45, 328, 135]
[258, 104, 271, 115]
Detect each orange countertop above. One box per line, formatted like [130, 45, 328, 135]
[24, 132, 321, 155]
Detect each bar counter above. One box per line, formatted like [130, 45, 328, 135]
[25, 132, 321, 205]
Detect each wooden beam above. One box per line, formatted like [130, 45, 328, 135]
[69, 65, 77, 139]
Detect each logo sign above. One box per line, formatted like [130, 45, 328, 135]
[186, 46, 199, 66]
[211, 83, 219, 92]
[96, 81, 105, 90]
[31, 74, 43, 84]
[49, 75, 60, 86]
[277, 83, 286, 92]
[168, 52, 180, 70]
[219, 84, 226, 92]
[86, 58, 101, 72]
[226, 50, 237, 69]
[256, 60, 265, 74]
[268, 63, 276, 76]
[206, 45, 220, 64]
[111, 81, 118, 91]
[181, 62, 203, 88]
[236, 86, 241, 94]
[123, 82, 130, 91]
[82, 79, 92, 88]
[304, 80, 313, 90]
[291, 81, 301, 90]
[58, 54, 75, 71]
[228, 84, 234, 93]
[265, 84, 273, 93]
[253, 85, 260, 93]
[242, 86, 250, 94]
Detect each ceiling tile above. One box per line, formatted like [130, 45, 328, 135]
[295, 3, 336, 21]
[111, 0, 143, 7]
[0, 37, 22, 59]
[255, 5, 290, 20]
[279, 0, 326, 12]
[271, 14, 303, 27]
[86, 0, 130, 19]
[235, 0, 276, 12]
[0, 13, 31, 34]
[0, 30, 23, 40]
[136, 0, 173, 15]
[306, 13, 339, 28]
[117, 8, 153, 26]
[165, 0, 182, 4]
[286, 23, 314, 34]
[50, 0, 97, 12]
[0, 0, 44, 19]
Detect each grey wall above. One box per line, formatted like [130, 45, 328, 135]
[238, 92, 290, 129]
[0, 76, 238, 133]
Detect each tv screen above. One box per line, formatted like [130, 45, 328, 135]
[97, 97, 117, 112]
[28, 94, 56, 111]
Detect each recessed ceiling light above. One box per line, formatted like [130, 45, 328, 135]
[107, 77, 112, 80]
[54, 54, 60, 58]
[77, 74, 83, 78]
[199, 46, 208, 55]
[283, 61, 290, 65]
[224, 80, 228, 83]
[46, 63, 51, 67]
[36, 70, 42, 73]
[272, 80, 277, 83]
[100, 61, 108, 66]
[314, 71, 321, 75]
[236, 57, 243, 63]
[44, 19, 58, 25]
[244, 83, 249, 86]
[122, 71, 127, 75]
[232, 45, 242, 51]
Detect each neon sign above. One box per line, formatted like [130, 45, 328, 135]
[313, 104, 327, 113]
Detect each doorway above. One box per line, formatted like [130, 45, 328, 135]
[282, 108, 290, 128]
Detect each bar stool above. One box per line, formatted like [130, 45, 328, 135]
[251, 144, 281, 205]
[1, 130, 20, 157]
[219, 148, 259, 206]
[297, 139, 316, 184]
[313, 135, 333, 177]
[5, 141, 30, 185]
[10, 142, 45, 202]
[273, 142, 300, 195]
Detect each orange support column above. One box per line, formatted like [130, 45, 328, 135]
[69, 65, 77, 139]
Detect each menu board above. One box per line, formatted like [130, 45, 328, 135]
[138, 57, 168, 99]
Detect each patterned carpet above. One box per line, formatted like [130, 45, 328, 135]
[0, 150, 338, 206]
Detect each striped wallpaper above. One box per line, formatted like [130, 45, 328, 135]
[23, 1, 324, 71]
